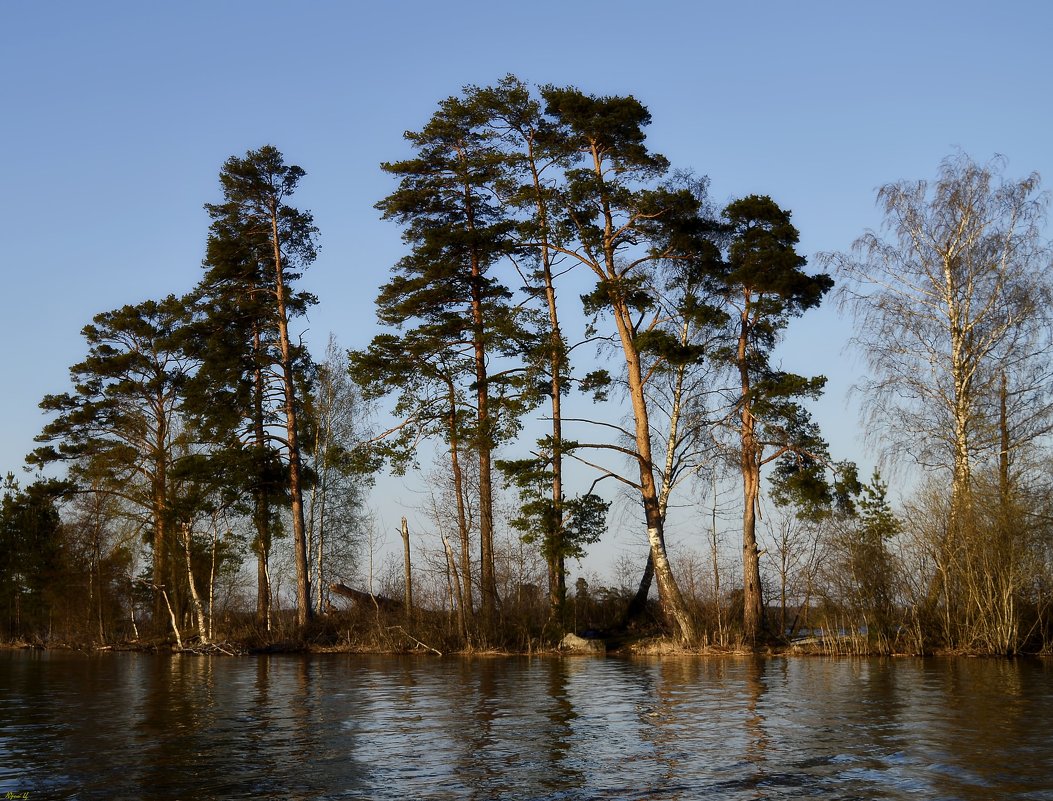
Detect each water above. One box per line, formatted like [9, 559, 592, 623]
[1, 651, 1051, 800]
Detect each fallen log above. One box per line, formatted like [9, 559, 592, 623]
[329, 583, 402, 611]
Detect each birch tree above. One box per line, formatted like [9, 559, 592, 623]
[830, 153, 1053, 646]
[304, 336, 370, 614]
[833, 154, 1052, 502]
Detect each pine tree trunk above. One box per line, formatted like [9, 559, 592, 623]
[739, 305, 765, 644]
[529, 146, 568, 624]
[546, 282, 566, 621]
[252, 335, 271, 628]
[588, 140, 696, 644]
[270, 204, 312, 626]
[152, 448, 168, 635]
[446, 387, 474, 619]
[741, 471, 763, 642]
[456, 163, 498, 630]
[469, 244, 497, 627]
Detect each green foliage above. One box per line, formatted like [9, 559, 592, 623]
[580, 276, 654, 319]
[205, 145, 319, 284]
[184, 193, 315, 511]
[856, 471, 901, 542]
[725, 195, 824, 292]
[577, 369, 612, 402]
[823, 470, 901, 649]
[721, 194, 838, 498]
[360, 86, 534, 467]
[0, 478, 64, 637]
[348, 330, 475, 475]
[30, 296, 192, 478]
[541, 87, 668, 178]
[562, 493, 610, 557]
[772, 454, 861, 522]
[28, 296, 197, 594]
[496, 451, 609, 562]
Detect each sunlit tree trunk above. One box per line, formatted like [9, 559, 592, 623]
[267, 201, 312, 626]
[738, 300, 765, 641]
[178, 523, 208, 643]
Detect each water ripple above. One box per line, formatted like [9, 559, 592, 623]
[1, 652, 1052, 800]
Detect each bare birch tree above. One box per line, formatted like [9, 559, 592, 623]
[832, 153, 1052, 502]
[304, 335, 370, 615]
[829, 153, 1053, 646]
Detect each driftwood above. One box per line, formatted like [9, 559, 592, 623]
[387, 625, 442, 656]
[175, 641, 243, 656]
[329, 583, 402, 611]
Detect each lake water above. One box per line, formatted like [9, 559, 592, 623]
[1, 650, 1051, 800]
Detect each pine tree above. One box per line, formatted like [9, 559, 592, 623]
[471, 76, 608, 622]
[188, 161, 315, 628]
[541, 87, 712, 644]
[0, 477, 64, 639]
[372, 94, 524, 629]
[30, 296, 195, 631]
[718, 195, 834, 643]
[202, 146, 319, 626]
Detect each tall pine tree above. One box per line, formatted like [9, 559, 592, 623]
[30, 296, 195, 632]
[372, 93, 523, 629]
[541, 87, 709, 643]
[201, 146, 319, 626]
[718, 195, 834, 642]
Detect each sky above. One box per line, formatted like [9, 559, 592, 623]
[3, 0, 1052, 583]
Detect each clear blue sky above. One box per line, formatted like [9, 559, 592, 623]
[3, 1, 1051, 578]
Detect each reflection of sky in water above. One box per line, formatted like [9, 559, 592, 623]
[1, 652, 1051, 800]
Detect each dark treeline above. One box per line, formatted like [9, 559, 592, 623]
[4, 77, 1053, 655]
[4, 148, 371, 650]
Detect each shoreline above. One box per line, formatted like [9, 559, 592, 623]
[3, 637, 1048, 660]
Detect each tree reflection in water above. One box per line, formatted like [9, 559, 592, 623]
[1, 652, 1052, 800]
